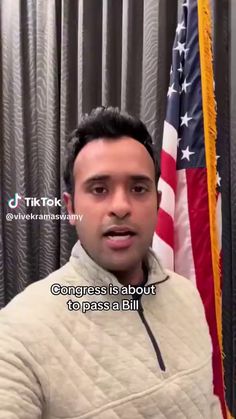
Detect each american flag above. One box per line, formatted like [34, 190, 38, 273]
[152, 0, 228, 417]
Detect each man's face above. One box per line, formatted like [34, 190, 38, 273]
[64, 136, 159, 275]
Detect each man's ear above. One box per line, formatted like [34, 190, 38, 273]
[63, 192, 76, 226]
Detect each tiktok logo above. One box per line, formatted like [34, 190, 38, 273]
[8, 193, 22, 208]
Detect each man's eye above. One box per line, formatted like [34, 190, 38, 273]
[91, 186, 107, 195]
[132, 185, 148, 194]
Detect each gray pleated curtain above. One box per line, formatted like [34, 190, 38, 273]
[0, 0, 177, 307]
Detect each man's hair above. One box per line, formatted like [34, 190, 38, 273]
[63, 106, 160, 196]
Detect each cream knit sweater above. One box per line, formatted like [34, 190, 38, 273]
[0, 241, 222, 418]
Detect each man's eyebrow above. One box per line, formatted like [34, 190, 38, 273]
[83, 175, 110, 186]
[128, 175, 153, 184]
[83, 174, 154, 185]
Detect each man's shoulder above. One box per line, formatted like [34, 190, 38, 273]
[6, 260, 77, 304]
[0, 260, 83, 348]
[164, 268, 197, 288]
[157, 268, 206, 318]
[0, 261, 80, 328]
[148, 249, 202, 302]
[163, 267, 201, 292]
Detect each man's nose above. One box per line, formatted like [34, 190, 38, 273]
[108, 189, 131, 218]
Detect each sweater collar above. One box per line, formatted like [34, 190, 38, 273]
[69, 240, 168, 289]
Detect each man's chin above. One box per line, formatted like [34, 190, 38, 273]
[99, 253, 141, 273]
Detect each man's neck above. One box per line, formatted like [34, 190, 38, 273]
[112, 261, 148, 287]
[76, 243, 149, 287]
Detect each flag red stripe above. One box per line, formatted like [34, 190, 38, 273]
[186, 168, 226, 414]
[155, 208, 174, 249]
[160, 150, 177, 193]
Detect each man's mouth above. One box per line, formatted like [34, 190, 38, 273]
[103, 231, 136, 250]
[103, 229, 136, 242]
[105, 232, 135, 241]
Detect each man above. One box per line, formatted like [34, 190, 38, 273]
[0, 107, 222, 418]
